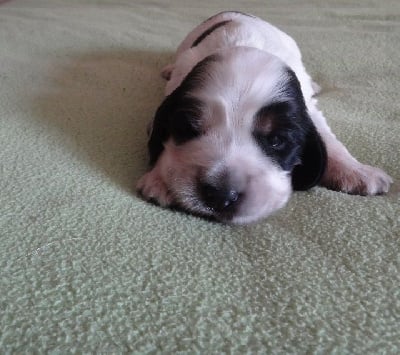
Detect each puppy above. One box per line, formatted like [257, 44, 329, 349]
[137, 11, 392, 224]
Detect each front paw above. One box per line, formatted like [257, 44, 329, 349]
[322, 160, 393, 195]
[136, 170, 174, 207]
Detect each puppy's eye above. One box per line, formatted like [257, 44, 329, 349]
[170, 99, 204, 145]
[269, 134, 285, 149]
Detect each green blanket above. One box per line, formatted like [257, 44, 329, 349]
[1, 0, 399, 352]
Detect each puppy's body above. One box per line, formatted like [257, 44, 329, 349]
[137, 11, 392, 224]
[163, 12, 315, 101]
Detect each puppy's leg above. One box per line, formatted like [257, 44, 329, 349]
[136, 163, 174, 206]
[308, 102, 393, 195]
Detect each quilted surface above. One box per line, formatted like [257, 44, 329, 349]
[1, 0, 399, 352]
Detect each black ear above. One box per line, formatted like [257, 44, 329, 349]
[291, 124, 327, 190]
[147, 95, 173, 166]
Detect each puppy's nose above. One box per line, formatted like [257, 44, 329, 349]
[199, 182, 240, 212]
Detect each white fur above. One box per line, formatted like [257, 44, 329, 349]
[164, 12, 316, 102]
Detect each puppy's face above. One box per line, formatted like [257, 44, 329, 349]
[139, 47, 326, 224]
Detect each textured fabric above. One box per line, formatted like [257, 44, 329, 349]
[1, 0, 399, 353]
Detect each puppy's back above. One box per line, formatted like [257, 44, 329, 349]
[176, 11, 300, 64]
[167, 11, 315, 102]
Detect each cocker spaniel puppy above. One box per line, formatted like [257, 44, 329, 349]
[137, 11, 392, 224]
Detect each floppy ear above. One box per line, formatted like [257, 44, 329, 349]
[147, 95, 174, 166]
[291, 125, 327, 190]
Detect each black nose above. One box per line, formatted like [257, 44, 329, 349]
[199, 182, 240, 212]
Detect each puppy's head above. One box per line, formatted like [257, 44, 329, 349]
[144, 47, 326, 224]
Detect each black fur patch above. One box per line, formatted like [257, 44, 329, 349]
[169, 97, 204, 145]
[191, 20, 232, 48]
[253, 69, 327, 190]
[253, 102, 303, 171]
[147, 54, 221, 165]
[202, 11, 255, 24]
